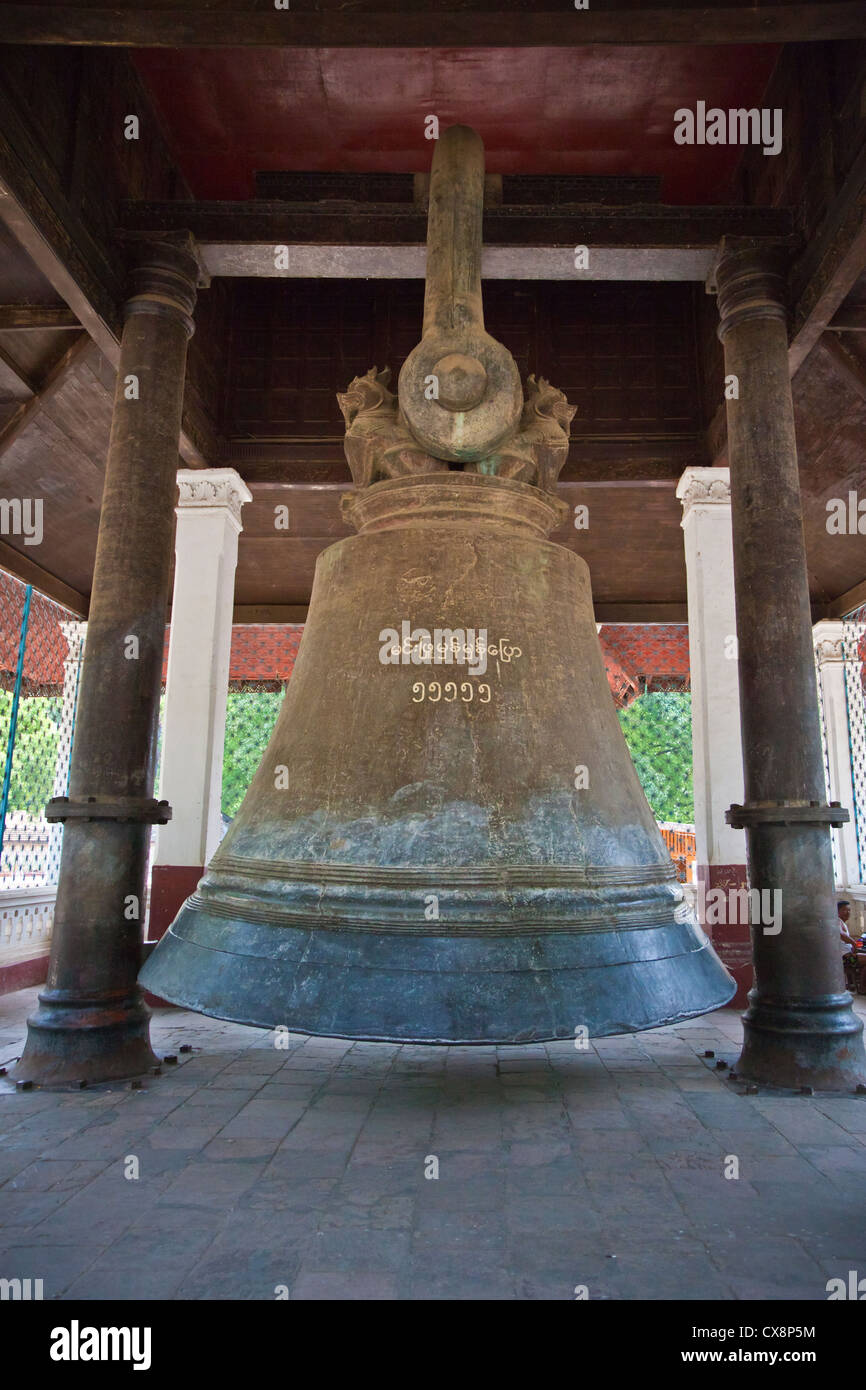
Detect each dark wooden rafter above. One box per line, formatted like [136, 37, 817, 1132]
[1, 2, 864, 47]
[0, 304, 81, 330]
[0, 536, 88, 615]
[826, 576, 866, 619]
[789, 138, 866, 376]
[0, 82, 123, 352]
[232, 604, 309, 625]
[817, 331, 866, 404]
[0, 343, 37, 399]
[828, 307, 866, 331]
[0, 60, 212, 467]
[0, 333, 98, 456]
[706, 140, 866, 464]
[122, 200, 795, 255]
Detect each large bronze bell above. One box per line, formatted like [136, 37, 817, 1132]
[140, 126, 735, 1041]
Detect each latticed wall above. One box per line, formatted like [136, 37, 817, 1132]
[619, 685, 694, 821]
[222, 684, 285, 820]
[842, 604, 866, 883]
[0, 569, 85, 965]
[601, 625, 695, 881]
[816, 640, 842, 886]
[618, 682, 695, 881]
[219, 626, 303, 823]
[815, 608, 866, 889]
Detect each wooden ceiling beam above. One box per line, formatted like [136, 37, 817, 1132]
[200, 244, 716, 281]
[0, 334, 101, 459]
[824, 577, 866, 620]
[0, 83, 123, 360]
[828, 308, 866, 332]
[0, 538, 88, 616]
[0, 85, 211, 467]
[707, 145, 866, 463]
[0, 304, 82, 331]
[232, 604, 309, 625]
[817, 332, 866, 405]
[2, 3, 863, 47]
[594, 604, 688, 623]
[707, 325, 866, 465]
[790, 141, 866, 376]
[0, 344, 37, 401]
[122, 201, 794, 268]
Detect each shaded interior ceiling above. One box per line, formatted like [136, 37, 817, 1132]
[132, 45, 780, 201]
[3, 270, 864, 614]
[0, 39, 864, 620]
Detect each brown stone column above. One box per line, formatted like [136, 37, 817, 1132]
[715, 239, 866, 1091]
[14, 237, 198, 1085]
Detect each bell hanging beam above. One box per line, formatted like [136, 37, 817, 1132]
[140, 128, 735, 1044]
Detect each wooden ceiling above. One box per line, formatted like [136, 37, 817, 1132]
[0, 22, 863, 622]
[132, 44, 780, 202]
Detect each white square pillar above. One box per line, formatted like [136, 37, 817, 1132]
[813, 620, 862, 891]
[149, 468, 251, 939]
[676, 466, 750, 1002]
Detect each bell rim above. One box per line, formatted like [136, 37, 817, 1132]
[140, 905, 737, 1045]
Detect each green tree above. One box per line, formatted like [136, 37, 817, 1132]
[618, 689, 693, 823]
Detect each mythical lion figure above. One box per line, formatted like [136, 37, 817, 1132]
[337, 367, 447, 487]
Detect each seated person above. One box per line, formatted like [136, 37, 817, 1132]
[839, 900, 858, 953]
[839, 901, 864, 993]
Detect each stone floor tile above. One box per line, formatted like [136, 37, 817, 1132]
[2, 988, 866, 1301]
[0, 1241, 106, 1298]
[292, 1270, 399, 1299]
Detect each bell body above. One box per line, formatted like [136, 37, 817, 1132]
[141, 474, 734, 1041]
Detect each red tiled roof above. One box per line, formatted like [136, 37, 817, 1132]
[159, 624, 305, 684]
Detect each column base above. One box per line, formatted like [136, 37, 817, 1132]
[735, 991, 866, 1093]
[12, 988, 159, 1088]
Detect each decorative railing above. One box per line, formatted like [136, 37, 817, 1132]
[658, 823, 697, 883]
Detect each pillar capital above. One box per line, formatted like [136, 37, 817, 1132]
[176, 467, 252, 532]
[122, 234, 200, 338]
[813, 619, 848, 667]
[676, 466, 731, 522]
[711, 238, 788, 341]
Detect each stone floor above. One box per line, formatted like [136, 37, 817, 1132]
[2, 986, 866, 1300]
